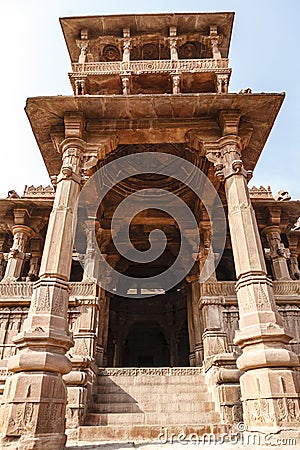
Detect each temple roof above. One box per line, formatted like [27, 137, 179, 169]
[60, 13, 234, 62]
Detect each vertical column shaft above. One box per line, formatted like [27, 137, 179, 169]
[203, 127, 300, 431]
[0, 129, 86, 449]
[186, 277, 203, 366]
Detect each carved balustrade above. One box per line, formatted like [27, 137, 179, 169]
[0, 280, 299, 363]
[0, 282, 96, 365]
[202, 280, 300, 358]
[201, 280, 300, 301]
[71, 58, 229, 75]
[0, 280, 98, 302]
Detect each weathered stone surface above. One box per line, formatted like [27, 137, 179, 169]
[0, 10, 300, 449]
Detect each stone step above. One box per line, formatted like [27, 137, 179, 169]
[96, 383, 209, 394]
[93, 391, 211, 404]
[97, 375, 206, 385]
[86, 412, 145, 426]
[67, 424, 230, 442]
[85, 411, 221, 426]
[90, 400, 216, 414]
[89, 369, 221, 431]
[90, 402, 140, 413]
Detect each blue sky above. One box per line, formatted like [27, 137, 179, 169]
[1, 0, 299, 198]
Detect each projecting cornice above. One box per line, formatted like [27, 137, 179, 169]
[25, 93, 284, 177]
[60, 12, 234, 63]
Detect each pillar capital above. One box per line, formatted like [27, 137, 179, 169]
[57, 137, 86, 183]
[262, 224, 281, 235]
[11, 224, 35, 238]
[59, 136, 86, 154]
[204, 135, 251, 181]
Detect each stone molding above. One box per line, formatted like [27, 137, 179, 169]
[98, 367, 204, 376]
[249, 185, 274, 200]
[22, 185, 55, 198]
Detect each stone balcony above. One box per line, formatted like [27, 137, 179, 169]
[69, 58, 231, 95]
[71, 58, 229, 75]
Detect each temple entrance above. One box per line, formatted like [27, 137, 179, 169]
[106, 288, 190, 367]
[123, 321, 169, 367]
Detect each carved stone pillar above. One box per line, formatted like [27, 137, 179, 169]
[122, 28, 131, 63]
[199, 226, 217, 282]
[100, 255, 119, 366]
[65, 216, 110, 427]
[216, 74, 229, 93]
[200, 296, 229, 363]
[186, 275, 203, 366]
[121, 76, 131, 95]
[263, 226, 291, 280]
[209, 25, 222, 60]
[169, 26, 178, 61]
[200, 289, 242, 425]
[75, 78, 87, 96]
[200, 112, 300, 431]
[0, 234, 7, 280]
[0, 114, 86, 449]
[2, 225, 34, 282]
[171, 74, 181, 94]
[65, 290, 98, 428]
[27, 235, 43, 281]
[82, 217, 100, 282]
[287, 233, 300, 280]
[186, 287, 196, 366]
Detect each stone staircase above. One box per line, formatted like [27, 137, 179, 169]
[71, 367, 228, 442]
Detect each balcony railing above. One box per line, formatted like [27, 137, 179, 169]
[0, 281, 97, 301]
[201, 280, 300, 300]
[0, 280, 299, 302]
[71, 58, 229, 76]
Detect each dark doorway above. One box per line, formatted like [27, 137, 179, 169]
[123, 321, 169, 367]
[106, 288, 190, 367]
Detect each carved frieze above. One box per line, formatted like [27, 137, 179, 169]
[98, 367, 203, 376]
[71, 58, 229, 76]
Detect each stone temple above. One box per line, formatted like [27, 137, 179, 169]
[0, 11, 300, 449]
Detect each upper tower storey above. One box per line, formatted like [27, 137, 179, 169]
[60, 12, 234, 96]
